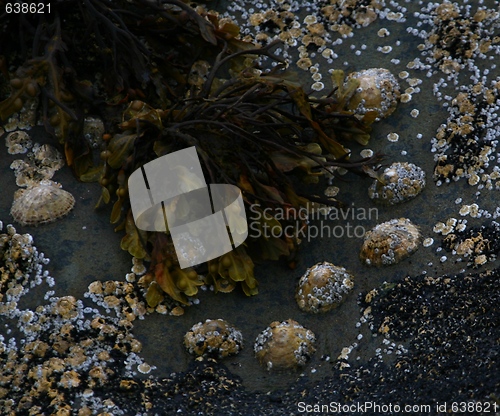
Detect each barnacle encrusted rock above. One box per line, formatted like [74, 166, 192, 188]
[184, 319, 243, 359]
[368, 162, 426, 205]
[346, 68, 400, 119]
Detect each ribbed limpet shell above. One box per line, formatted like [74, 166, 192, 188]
[368, 162, 426, 205]
[10, 180, 75, 226]
[295, 262, 354, 313]
[360, 218, 421, 267]
[254, 319, 316, 370]
[184, 319, 243, 359]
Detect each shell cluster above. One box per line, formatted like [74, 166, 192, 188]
[11, 180, 75, 227]
[295, 262, 354, 313]
[360, 218, 421, 267]
[0, 222, 52, 315]
[184, 319, 243, 359]
[320, 0, 382, 33]
[5, 131, 32, 154]
[11, 143, 65, 187]
[368, 162, 426, 205]
[0, 225, 159, 414]
[254, 319, 316, 370]
[346, 68, 401, 119]
[6, 130, 75, 227]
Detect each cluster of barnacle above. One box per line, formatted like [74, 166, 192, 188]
[5, 130, 32, 155]
[319, 0, 383, 36]
[418, 2, 500, 74]
[300, 15, 328, 50]
[0, 224, 155, 414]
[0, 222, 52, 316]
[408, 2, 500, 189]
[10, 141, 64, 186]
[86, 279, 147, 321]
[1, 297, 148, 415]
[432, 82, 500, 186]
[86, 256, 190, 318]
[440, 221, 500, 268]
[247, 7, 298, 46]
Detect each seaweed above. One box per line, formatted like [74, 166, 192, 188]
[1, 1, 381, 304]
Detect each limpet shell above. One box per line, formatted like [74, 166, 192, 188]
[368, 162, 426, 205]
[360, 218, 421, 267]
[254, 319, 316, 370]
[295, 262, 354, 313]
[346, 68, 400, 119]
[10, 180, 75, 226]
[184, 319, 243, 359]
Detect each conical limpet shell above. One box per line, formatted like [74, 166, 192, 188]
[254, 319, 316, 370]
[184, 319, 243, 359]
[368, 162, 426, 205]
[295, 262, 354, 313]
[10, 180, 75, 226]
[360, 218, 421, 267]
[346, 68, 400, 119]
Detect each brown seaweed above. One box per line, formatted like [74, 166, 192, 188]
[0, 1, 382, 303]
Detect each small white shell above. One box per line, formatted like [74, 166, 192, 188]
[360, 218, 421, 267]
[10, 180, 75, 226]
